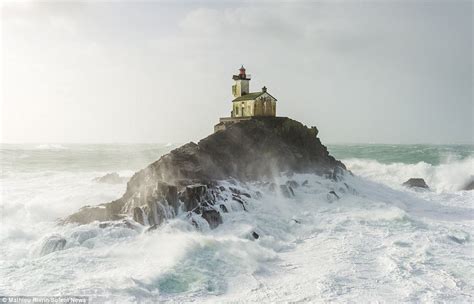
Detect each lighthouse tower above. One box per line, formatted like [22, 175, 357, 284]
[232, 66, 251, 97]
[214, 66, 278, 132]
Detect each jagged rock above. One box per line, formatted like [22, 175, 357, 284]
[201, 209, 223, 229]
[94, 172, 127, 184]
[133, 207, 145, 225]
[40, 235, 67, 256]
[330, 166, 346, 181]
[403, 178, 429, 189]
[232, 196, 247, 211]
[280, 185, 295, 198]
[179, 184, 208, 211]
[462, 180, 474, 191]
[286, 180, 299, 189]
[219, 204, 228, 213]
[64, 201, 124, 224]
[146, 224, 159, 232]
[99, 219, 140, 230]
[327, 191, 340, 202]
[157, 182, 179, 213]
[146, 200, 166, 226]
[229, 187, 251, 198]
[66, 117, 346, 230]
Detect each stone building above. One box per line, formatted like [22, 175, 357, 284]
[215, 66, 278, 132]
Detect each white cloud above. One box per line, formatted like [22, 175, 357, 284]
[1, 1, 472, 143]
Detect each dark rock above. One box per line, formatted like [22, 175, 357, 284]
[98, 222, 109, 229]
[201, 209, 223, 229]
[403, 178, 429, 189]
[120, 219, 140, 230]
[462, 180, 474, 191]
[94, 172, 127, 184]
[330, 166, 346, 182]
[286, 180, 299, 189]
[327, 191, 340, 202]
[66, 117, 345, 229]
[180, 184, 208, 211]
[289, 186, 295, 196]
[64, 200, 124, 224]
[229, 187, 251, 198]
[252, 231, 259, 239]
[343, 182, 358, 195]
[219, 204, 228, 213]
[280, 185, 295, 198]
[157, 182, 179, 213]
[232, 196, 247, 211]
[99, 219, 140, 231]
[125, 118, 344, 184]
[146, 200, 166, 226]
[146, 224, 159, 232]
[133, 207, 144, 225]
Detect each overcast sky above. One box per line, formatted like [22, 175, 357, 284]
[1, 0, 472, 144]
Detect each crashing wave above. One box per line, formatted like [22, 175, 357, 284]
[343, 156, 474, 192]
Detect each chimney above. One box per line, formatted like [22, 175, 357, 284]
[262, 86, 267, 93]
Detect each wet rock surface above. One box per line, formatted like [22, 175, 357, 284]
[39, 235, 67, 256]
[94, 172, 127, 184]
[462, 180, 474, 191]
[403, 178, 429, 189]
[65, 117, 346, 230]
[327, 191, 340, 203]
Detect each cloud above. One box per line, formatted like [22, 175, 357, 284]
[1, 1, 472, 143]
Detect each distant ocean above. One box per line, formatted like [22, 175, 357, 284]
[1, 143, 473, 302]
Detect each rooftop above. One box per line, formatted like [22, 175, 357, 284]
[232, 92, 265, 102]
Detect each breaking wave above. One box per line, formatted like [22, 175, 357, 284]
[1, 144, 473, 302]
[343, 156, 474, 192]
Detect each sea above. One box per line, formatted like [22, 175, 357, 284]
[0, 143, 473, 303]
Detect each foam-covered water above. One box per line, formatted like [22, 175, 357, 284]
[1, 144, 473, 302]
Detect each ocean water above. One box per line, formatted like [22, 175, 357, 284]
[0, 143, 473, 303]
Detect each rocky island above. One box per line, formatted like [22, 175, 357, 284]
[66, 67, 346, 230]
[65, 117, 345, 229]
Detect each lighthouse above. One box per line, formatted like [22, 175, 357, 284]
[230, 66, 277, 118]
[215, 66, 279, 132]
[232, 66, 251, 97]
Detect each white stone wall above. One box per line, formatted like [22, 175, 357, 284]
[230, 92, 276, 118]
[233, 79, 250, 97]
[232, 100, 255, 117]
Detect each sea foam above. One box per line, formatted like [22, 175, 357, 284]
[343, 156, 474, 192]
[0, 146, 472, 302]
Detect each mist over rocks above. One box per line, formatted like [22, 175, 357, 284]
[461, 178, 474, 191]
[93, 172, 128, 184]
[65, 117, 346, 229]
